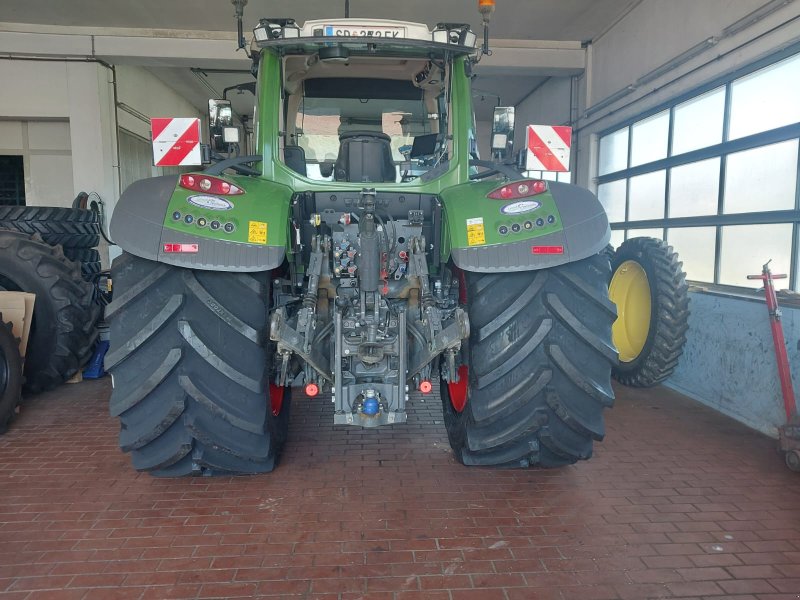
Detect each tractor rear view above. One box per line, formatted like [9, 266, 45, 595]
[106, 4, 687, 476]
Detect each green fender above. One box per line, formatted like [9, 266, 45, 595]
[110, 173, 293, 272]
[440, 179, 610, 272]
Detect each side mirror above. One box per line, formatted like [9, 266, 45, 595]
[491, 106, 515, 162]
[209, 99, 233, 128]
[208, 99, 235, 152]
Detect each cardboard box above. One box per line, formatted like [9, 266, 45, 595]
[0, 291, 35, 358]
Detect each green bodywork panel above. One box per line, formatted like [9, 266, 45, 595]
[162, 175, 292, 248]
[158, 52, 546, 256]
[156, 52, 487, 254]
[438, 181, 564, 262]
[114, 47, 606, 272]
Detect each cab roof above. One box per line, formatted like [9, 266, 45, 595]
[253, 18, 477, 58]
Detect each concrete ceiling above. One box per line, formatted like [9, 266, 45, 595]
[3, 1, 638, 123]
[2, 0, 639, 43]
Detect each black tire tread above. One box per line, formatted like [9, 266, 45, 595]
[0, 206, 100, 248]
[443, 254, 617, 469]
[0, 231, 100, 392]
[107, 252, 287, 477]
[81, 261, 102, 279]
[610, 237, 690, 387]
[0, 316, 23, 435]
[64, 248, 100, 263]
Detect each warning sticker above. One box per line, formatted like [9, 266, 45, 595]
[248, 221, 268, 244]
[466, 217, 486, 246]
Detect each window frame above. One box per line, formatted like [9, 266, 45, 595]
[596, 44, 800, 291]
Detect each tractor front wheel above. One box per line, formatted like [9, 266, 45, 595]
[442, 254, 617, 468]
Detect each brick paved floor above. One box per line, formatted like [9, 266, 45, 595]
[0, 379, 799, 600]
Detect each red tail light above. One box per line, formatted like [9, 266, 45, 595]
[487, 179, 547, 200]
[179, 174, 244, 195]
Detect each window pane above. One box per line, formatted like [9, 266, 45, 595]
[719, 224, 793, 290]
[630, 110, 669, 167]
[672, 87, 725, 155]
[667, 227, 716, 282]
[669, 158, 720, 217]
[729, 53, 800, 140]
[557, 171, 572, 183]
[598, 180, 626, 223]
[599, 128, 629, 175]
[609, 229, 625, 248]
[724, 140, 799, 214]
[628, 170, 666, 221]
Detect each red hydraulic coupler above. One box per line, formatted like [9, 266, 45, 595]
[748, 260, 800, 471]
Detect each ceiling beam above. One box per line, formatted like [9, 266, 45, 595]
[0, 23, 585, 75]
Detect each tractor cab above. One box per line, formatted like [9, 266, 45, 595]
[251, 19, 479, 187]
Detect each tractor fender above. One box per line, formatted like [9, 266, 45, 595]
[110, 175, 289, 272]
[441, 180, 610, 272]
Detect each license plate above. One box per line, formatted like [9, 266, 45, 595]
[324, 25, 406, 39]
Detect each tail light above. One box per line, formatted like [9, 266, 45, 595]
[179, 174, 244, 195]
[487, 179, 547, 200]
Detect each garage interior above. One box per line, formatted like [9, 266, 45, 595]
[1, 0, 800, 598]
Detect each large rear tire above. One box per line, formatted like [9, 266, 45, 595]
[442, 254, 617, 468]
[609, 237, 689, 387]
[0, 315, 23, 435]
[0, 231, 99, 392]
[106, 252, 289, 476]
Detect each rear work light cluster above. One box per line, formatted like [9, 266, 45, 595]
[487, 179, 547, 200]
[179, 174, 244, 195]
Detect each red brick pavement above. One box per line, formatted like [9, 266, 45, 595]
[0, 380, 799, 599]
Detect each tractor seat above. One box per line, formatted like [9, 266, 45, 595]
[334, 131, 396, 183]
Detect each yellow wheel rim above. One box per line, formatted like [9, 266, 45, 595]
[609, 260, 652, 363]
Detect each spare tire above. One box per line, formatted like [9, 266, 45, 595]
[63, 248, 100, 263]
[609, 237, 689, 387]
[0, 231, 100, 392]
[0, 206, 100, 249]
[0, 314, 23, 434]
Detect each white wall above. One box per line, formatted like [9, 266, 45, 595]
[0, 60, 117, 211]
[573, 0, 800, 186]
[0, 120, 73, 206]
[588, 0, 767, 106]
[513, 77, 572, 148]
[0, 59, 205, 265]
[508, 0, 800, 187]
[115, 65, 203, 141]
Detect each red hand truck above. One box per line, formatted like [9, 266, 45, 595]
[748, 260, 799, 472]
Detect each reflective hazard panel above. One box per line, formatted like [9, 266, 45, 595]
[151, 118, 202, 167]
[526, 125, 572, 172]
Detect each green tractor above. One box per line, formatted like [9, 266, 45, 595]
[106, 5, 688, 476]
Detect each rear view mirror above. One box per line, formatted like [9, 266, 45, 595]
[491, 106, 515, 162]
[208, 99, 235, 152]
[209, 99, 233, 128]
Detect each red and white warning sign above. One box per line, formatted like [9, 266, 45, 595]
[151, 118, 202, 167]
[526, 125, 572, 172]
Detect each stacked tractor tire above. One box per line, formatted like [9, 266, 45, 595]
[0, 206, 101, 432]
